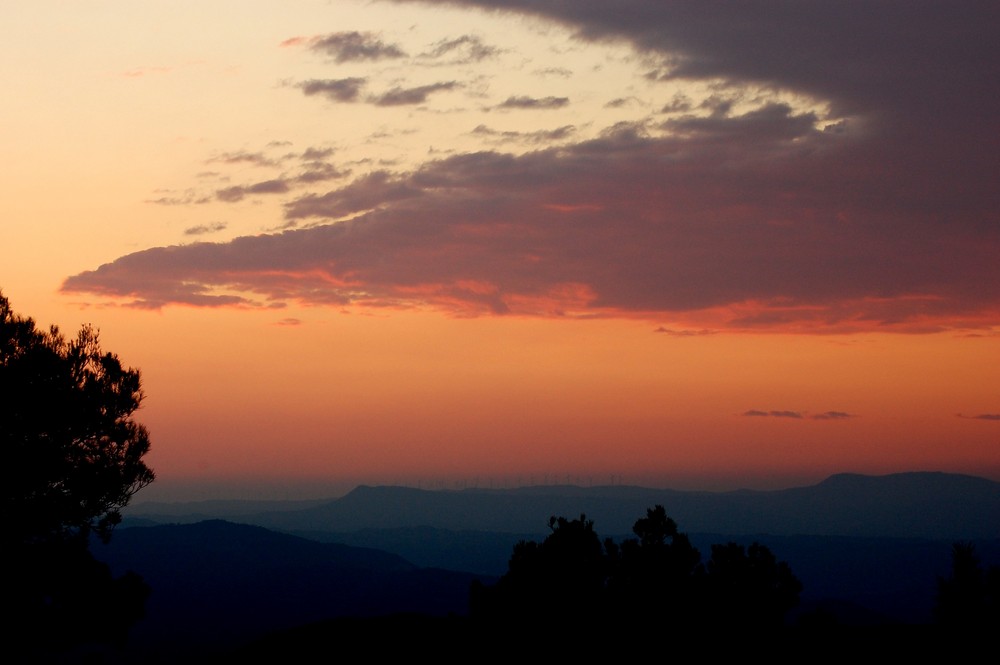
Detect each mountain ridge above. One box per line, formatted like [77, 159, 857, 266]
[127, 471, 1000, 540]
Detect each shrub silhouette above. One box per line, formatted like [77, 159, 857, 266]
[1, 291, 154, 655]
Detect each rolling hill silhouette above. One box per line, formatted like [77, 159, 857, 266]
[94, 520, 483, 660]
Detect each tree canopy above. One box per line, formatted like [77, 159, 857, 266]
[1, 291, 154, 653]
[471, 505, 802, 633]
[1, 291, 154, 548]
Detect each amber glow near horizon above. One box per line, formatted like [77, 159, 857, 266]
[2, 1, 999, 500]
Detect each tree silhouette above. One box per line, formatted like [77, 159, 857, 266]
[606, 505, 703, 625]
[1, 291, 154, 654]
[934, 542, 1000, 630]
[704, 541, 803, 628]
[471, 505, 802, 635]
[470, 514, 609, 625]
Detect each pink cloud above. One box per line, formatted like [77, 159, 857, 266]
[61, 3, 1000, 333]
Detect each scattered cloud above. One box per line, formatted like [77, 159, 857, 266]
[300, 147, 334, 161]
[371, 81, 460, 106]
[296, 31, 406, 62]
[653, 327, 717, 337]
[275, 318, 302, 326]
[299, 78, 367, 103]
[471, 124, 575, 145]
[146, 190, 211, 206]
[533, 67, 573, 78]
[216, 179, 291, 203]
[184, 222, 228, 236]
[811, 411, 856, 420]
[660, 94, 693, 113]
[420, 35, 499, 63]
[605, 96, 639, 109]
[497, 95, 569, 110]
[744, 410, 855, 420]
[207, 151, 278, 167]
[63, 2, 1000, 333]
[296, 163, 348, 184]
[743, 410, 804, 419]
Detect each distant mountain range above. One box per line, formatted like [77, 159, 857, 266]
[99, 472, 999, 660]
[128, 471, 1000, 540]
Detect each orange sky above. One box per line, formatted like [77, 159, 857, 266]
[3, 1, 998, 500]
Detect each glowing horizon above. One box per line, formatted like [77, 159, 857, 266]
[4, 1, 999, 500]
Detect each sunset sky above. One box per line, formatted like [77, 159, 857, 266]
[4, 1, 998, 500]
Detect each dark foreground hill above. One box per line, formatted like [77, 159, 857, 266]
[92, 520, 485, 662]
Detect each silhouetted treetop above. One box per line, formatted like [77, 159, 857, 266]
[1, 291, 154, 655]
[471, 504, 802, 631]
[2, 291, 154, 548]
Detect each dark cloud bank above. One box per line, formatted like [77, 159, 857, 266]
[63, 1, 1000, 332]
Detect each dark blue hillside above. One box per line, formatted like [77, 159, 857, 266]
[207, 472, 1000, 539]
[93, 520, 486, 659]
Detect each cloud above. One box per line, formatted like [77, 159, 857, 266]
[660, 94, 693, 114]
[299, 78, 367, 103]
[958, 413, 1000, 421]
[605, 96, 639, 109]
[184, 222, 228, 236]
[663, 102, 819, 142]
[216, 179, 291, 203]
[146, 190, 211, 206]
[497, 95, 569, 110]
[743, 410, 802, 418]
[389, 1, 1000, 178]
[275, 318, 302, 326]
[301, 31, 406, 62]
[62, 2, 1000, 333]
[300, 147, 334, 161]
[534, 67, 573, 78]
[296, 162, 348, 184]
[421, 35, 499, 63]
[207, 151, 277, 167]
[285, 171, 423, 219]
[370, 82, 460, 106]
[63, 114, 1000, 328]
[744, 409, 854, 420]
[811, 411, 856, 420]
[472, 124, 576, 145]
[653, 327, 716, 337]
